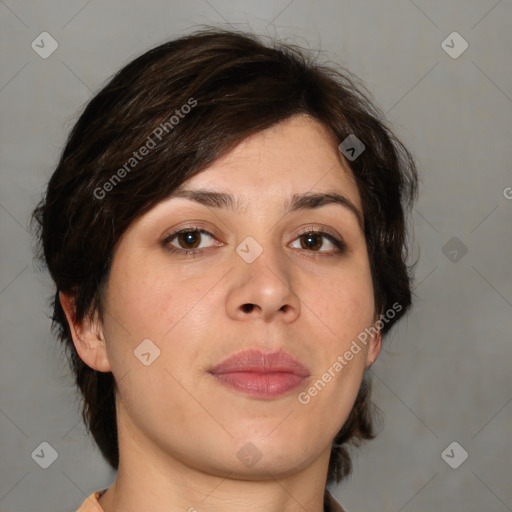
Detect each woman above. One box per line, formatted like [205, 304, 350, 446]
[33, 27, 418, 512]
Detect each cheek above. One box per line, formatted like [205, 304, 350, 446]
[105, 253, 220, 341]
[312, 264, 375, 345]
[102, 258, 220, 415]
[102, 254, 227, 395]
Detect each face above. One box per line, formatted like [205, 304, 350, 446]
[69, 114, 381, 479]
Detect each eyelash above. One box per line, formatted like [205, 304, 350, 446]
[162, 226, 346, 257]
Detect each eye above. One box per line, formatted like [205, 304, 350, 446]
[290, 229, 346, 254]
[163, 228, 219, 255]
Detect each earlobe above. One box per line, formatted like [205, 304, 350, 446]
[59, 291, 112, 373]
[366, 329, 382, 368]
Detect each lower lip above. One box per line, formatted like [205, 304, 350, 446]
[211, 372, 307, 399]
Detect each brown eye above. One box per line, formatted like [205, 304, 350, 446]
[177, 230, 202, 248]
[300, 232, 323, 250]
[290, 230, 346, 254]
[164, 228, 218, 254]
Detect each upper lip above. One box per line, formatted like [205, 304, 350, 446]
[208, 349, 310, 377]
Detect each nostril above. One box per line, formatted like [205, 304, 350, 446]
[242, 303, 255, 313]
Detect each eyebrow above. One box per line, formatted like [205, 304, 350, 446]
[169, 187, 364, 232]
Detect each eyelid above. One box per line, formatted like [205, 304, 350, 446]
[290, 225, 346, 253]
[161, 221, 223, 242]
[162, 226, 222, 250]
[293, 224, 345, 245]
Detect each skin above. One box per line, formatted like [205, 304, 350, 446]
[61, 114, 381, 512]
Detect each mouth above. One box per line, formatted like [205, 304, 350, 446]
[208, 349, 310, 399]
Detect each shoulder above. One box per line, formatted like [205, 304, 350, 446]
[75, 489, 107, 512]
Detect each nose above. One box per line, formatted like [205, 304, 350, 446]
[225, 242, 301, 324]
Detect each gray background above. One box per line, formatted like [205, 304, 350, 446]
[1, 1, 511, 511]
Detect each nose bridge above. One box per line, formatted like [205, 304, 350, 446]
[247, 237, 290, 292]
[226, 230, 301, 322]
[241, 232, 291, 293]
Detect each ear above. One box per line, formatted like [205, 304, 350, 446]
[365, 327, 382, 369]
[59, 291, 112, 373]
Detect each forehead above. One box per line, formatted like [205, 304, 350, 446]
[183, 114, 361, 210]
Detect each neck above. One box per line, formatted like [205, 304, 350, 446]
[100, 473, 329, 512]
[98, 413, 331, 512]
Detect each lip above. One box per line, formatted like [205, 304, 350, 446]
[208, 349, 310, 399]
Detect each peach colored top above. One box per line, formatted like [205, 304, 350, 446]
[76, 489, 107, 512]
[76, 488, 346, 511]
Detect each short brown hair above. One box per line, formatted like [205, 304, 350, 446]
[32, 27, 418, 485]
